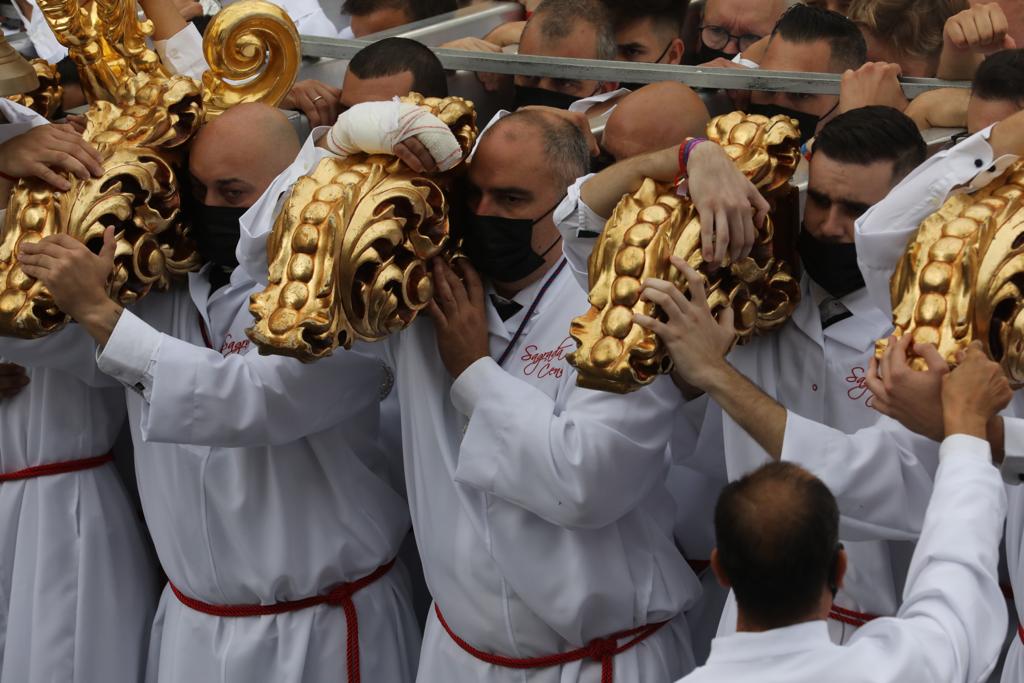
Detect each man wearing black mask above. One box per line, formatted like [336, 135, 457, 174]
[512, 0, 622, 112]
[18, 103, 424, 682]
[623, 106, 934, 644]
[746, 4, 867, 145]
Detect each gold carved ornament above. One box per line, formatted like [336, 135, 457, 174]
[879, 162, 1024, 385]
[6, 59, 64, 118]
[568, 112, 804, 393]
[247, 94, 478, 362]
[0, 0, 299, 338]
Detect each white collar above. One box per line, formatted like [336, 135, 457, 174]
[706, 620, 833, 664]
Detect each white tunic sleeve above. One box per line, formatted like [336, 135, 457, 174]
[781, 412, 940, 541]
[97, 308, 387, 447]
[855, 128, 1014, 316]
[850, 434, 1007, 683]
[450, 357, 677, 530]
[552, 174, 602, 292]
[153, 24, 209, 81]
[0, 325, 117, 388]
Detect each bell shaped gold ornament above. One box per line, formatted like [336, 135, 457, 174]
[0, 33, 39, 97]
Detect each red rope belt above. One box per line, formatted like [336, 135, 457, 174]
[829, 604, 880, 628]
[169, 558, 395, 683]
[0, 453, 113, 482]
[434, 604, 667, 683]
[1018, 621, 1023, 645]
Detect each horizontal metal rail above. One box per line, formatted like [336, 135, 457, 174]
[300, 36, 970, 97]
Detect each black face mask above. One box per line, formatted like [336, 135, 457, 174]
[621, 41, 675, 91]
[513, 85, 584, 111]
[460, 202, 562, 282]
[797, 228, 865, 299]
[193, 203, 246, 280]
[747, 102, 825, 146]
[695, 43, 737, 64]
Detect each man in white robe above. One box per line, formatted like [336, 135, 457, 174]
[554, 106, 941, 641]
[678, 344, 1011, 683]
[0, 99, 160, 683]
[232, 99, 767, 681]
[854, 105, 1024, 683]
[15, 84, 421, 683]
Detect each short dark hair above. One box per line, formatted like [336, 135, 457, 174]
[493, 109, 591, 189]
[603, 0, 685, 37]
[342, 0, 456, 21]
[348, 37, 448, 97]
[715, 462, 840, 630]
[973, 49, 1024, 105]
[771, 3, 867, 71]
[813, 105, 926, 182]
[530, 0, 618, 61]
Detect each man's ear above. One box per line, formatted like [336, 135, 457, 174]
[710, 548, 732, 589]
[668, 37, 686, 65]
[834, 547, 848, 591]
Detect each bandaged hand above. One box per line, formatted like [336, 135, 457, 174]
[323, 100, 464, 173]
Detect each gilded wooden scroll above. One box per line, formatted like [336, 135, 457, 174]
[7, 59, 63, 118]
[569, 112, 803, 393]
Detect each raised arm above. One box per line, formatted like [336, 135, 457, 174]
[852, 344, 1011, 683]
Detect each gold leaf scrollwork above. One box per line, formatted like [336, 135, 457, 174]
[881, 163, 1024, 385]
[568, 112, 803, 393]
[201, 0, 301, 117]
[247, 95, 478, 361]
[0, 73, 204, 338]
[6, 59, 63, 118]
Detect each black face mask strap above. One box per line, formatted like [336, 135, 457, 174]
[534, 197, 566, 258]
[652, 40, 674, 64]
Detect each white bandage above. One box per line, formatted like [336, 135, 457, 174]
[324, 99, 464, 171]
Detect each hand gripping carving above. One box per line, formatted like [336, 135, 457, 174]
[248, 94, 478, 361]
[6, 59, 64, 118]
[880, 163, 1024, 385]
[568, 112, 803, 393]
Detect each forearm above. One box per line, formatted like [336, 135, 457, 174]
[989, 108, 1024, 158]
[138, 0, 188, 40]
[936, 48, 982, 81]
[580, 150, 671, 217]
[702, 361, 786, 459]
[77, 298, 122, 347]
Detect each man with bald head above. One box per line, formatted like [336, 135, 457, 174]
[18, 102, 421, 682]
[233, 98, 767, 681]
[601, 82, 711, 162]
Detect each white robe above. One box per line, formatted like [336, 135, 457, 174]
[222, 0, 341, 37]
[0, 99, 160, 683]
[91, 264, 420, 683]
[237, 152, 703, 682]
[678, 435, 1007, 683]
[854, 124, 1023, 682]
[554, 175, 940, 642]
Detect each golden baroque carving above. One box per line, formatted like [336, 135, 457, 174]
[247, 94, 477, 361]
[0, 73, 204, 337]
[568, 112, 803, 393]
[880, 162, 1024, 385]
[7, 59, 64, 118]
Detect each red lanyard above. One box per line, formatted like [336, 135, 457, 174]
[496, 259, 567, 367]
[197, 313, 214, 350]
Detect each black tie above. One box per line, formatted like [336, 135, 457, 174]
[819, 296, 852, 330]
[490, 294, 523, 322]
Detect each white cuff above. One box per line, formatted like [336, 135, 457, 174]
[450, 356, 503, 417]
[154, 24, 209, 81]
[96, 308, 162, 398]
[939, 433, 993, 465]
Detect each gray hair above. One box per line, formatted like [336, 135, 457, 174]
[531, 0, 618, 61]
[497, 109, 592, 191]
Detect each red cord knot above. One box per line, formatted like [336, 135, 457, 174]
[583, 636, 618, 663]
[326, 583, 356, 606]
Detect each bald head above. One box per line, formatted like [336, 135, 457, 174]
[190, 103, 300, 207]
[713, 461, 841, 630]
[602, 82, 710, 162]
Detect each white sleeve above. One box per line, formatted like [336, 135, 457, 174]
[851, 434, 1007, 683]
[781, 413, 940, 541]
[0, 324, 117, 388]
[854, 127, 1012, 315]
[153, 24, 209, 81]
[97, 310, 387, 447]
[450, 357, 678, 529]
[552, 173, 603, 292]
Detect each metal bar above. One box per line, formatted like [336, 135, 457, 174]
[300, 36, 970, 97]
